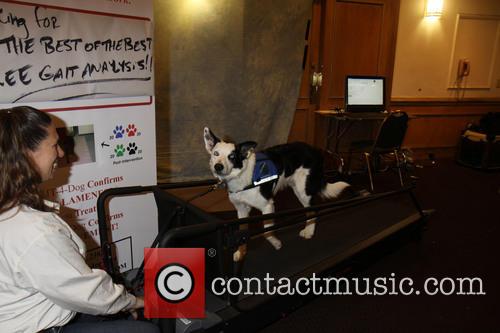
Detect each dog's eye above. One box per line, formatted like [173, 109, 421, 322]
[213, 151, 219, 156]
[228, 153, 235, 161]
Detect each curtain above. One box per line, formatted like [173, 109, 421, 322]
[154, 0, 312, 182]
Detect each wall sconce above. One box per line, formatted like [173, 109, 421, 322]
[425, 0, 443, 18]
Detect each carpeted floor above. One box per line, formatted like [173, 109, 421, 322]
[258, 159, 500, 333]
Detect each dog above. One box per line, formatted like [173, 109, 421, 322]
[203, 127, 351, 261]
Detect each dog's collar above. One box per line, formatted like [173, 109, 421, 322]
[228, 152, 278, 193]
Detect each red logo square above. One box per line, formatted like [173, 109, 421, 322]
[144, 248, 205, 318]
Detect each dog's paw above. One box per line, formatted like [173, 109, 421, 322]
[233, 250, 244, 262]
[267, 236, 282, 250]
[299, 225, 315, 239]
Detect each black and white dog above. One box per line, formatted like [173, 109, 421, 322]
[204, 127, 350, 261]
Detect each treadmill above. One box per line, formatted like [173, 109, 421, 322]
[97, 180, 432, 333]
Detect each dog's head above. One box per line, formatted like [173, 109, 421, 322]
[203, 127, 257, 180]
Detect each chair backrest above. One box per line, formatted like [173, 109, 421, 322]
[373, 111, 409, 152]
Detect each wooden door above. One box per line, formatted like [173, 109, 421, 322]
[320, 0, 400, 110]
[288, 0, 322, 144]
[288, 0, 400, 145]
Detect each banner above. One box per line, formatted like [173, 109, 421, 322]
[1, 0, 156, 273]
[0, 0, 153, 103]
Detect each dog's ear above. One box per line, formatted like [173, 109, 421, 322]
[204, 127, 220, 153]
[238, 141, 257, 159]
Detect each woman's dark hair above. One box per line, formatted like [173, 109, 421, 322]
[0, 106, 53, 213]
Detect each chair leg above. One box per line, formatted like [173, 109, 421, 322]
[394, 149, 404, 187]
[338, 155, 345, 174]
[364, 152, 374, 192]
[346, 150, 353, 175]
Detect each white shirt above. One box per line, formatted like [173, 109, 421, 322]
[0, 205, 136, 333]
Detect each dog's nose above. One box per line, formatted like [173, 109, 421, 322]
[214, 163, 224, 172]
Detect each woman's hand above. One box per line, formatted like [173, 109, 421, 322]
[132, 296, 144, 309]
[129, 295, 144, 319]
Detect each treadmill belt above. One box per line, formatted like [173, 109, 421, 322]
[241, 192, 418, 281]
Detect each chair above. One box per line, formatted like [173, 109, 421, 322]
[456, 112, 500, 170]
[347, 111, 409, 192]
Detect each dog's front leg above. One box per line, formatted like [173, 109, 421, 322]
[233, 203, 251, 262]
[261, 203, 282, 250]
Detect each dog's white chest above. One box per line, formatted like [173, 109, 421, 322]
[228, 188, 269, 210]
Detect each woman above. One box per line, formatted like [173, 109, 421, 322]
[0, 106, 159, 333]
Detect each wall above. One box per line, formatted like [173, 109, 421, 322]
[392, 0, 500, 99]
[391, 0, 500, 157]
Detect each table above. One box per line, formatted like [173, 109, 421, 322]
[315, 110, 388, 173]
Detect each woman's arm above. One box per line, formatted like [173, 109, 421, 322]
[15, 215, 139, 315]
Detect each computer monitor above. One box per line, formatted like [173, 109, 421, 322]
[345, 75, 385, 112]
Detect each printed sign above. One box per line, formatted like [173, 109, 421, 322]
[2, 96, 158, 271]
[0, 0, 153, 103]
[1, 1, 156, 272]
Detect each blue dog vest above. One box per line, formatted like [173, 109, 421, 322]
[252, 152, 279, 186]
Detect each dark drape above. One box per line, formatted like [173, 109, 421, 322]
[154, 0, 312, 181]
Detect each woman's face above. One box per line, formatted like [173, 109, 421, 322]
[28, 123, 65, 181]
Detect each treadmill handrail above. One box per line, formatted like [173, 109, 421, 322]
[96, 183, 418, 274]
[96, 180, 218, 274]
[97, 185, 154, 274]
[157, 186, 417, 248]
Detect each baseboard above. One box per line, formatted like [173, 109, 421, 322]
[405, 146, 456, 163]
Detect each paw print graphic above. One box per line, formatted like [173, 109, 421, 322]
[113, 125, 125, 139]
[115, 144, 125, 157]
[127, 142, 138, 155]
[126, 124, 137, 137]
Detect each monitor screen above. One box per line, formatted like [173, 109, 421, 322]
[345, 76, 385, 112]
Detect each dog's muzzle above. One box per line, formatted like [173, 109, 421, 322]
[214, 163, 224, 174]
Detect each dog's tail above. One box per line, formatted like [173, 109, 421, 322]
[320, 181, 351, 199]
